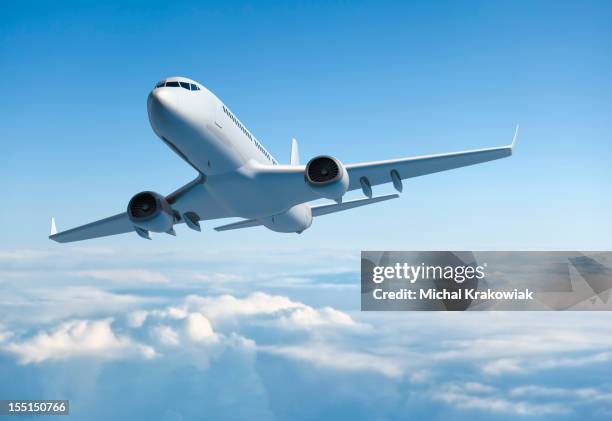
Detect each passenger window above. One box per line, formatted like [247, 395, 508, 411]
[166, 81, 180, 87]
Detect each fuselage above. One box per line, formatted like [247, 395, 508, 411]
[146, 76, 312, 233]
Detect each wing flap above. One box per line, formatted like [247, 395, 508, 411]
[311, 194, 399, 216]
[214, 218, 262, 232]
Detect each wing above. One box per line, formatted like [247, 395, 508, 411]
[50, 175, 232, 243]
[345, 127, 517, 192]
[214, 194, 399, 231]
[49, 212, 133, 243]
[248, 126, 518, 205]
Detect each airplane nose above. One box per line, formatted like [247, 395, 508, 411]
[147, 88, 180, 135]
[148, 88, 176, 116]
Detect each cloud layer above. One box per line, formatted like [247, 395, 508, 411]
[1, 247, 612, 420]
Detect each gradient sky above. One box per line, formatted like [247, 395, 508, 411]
[1, 1, 612, 420]
[1, 0, 611, 252]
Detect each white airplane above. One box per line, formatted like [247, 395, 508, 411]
[49, 76, 518, 243]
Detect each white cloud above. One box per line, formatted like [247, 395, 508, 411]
[0, 249, 54, 261]
[76, 269, 169, 284]
[127, 310, 148, 328]
[279, 306, 358, 329]
[192, 273, 244, 283]
[150, 306, 188, 320]
[4, 319, 154, 364]
[151, 325, 180, 347]
[510, 385, 612, 402]
[461, 382, 497, 394]
[185, 313, 217, 343]
[259, 344, 402, 379]
[482, 358, 525, 375]
[187, 292, 305, 320]
[431, 383, 569, 416]
[482, 352, 612, 375]
[0, 326, 12, 343]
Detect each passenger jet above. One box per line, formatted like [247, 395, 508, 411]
[49, 76, 518, 242]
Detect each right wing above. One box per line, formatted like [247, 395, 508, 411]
[50, 175, 229, 243]
[49, 213, 133, 243]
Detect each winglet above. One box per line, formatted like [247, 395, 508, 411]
[290, 138, 300, 165]
[50, 217, 57, 236]
[510, 124, 519, 149]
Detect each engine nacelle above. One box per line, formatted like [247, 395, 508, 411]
[127, 191, 176, 233]
[304, 155, 349, 200]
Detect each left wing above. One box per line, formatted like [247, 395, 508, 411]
[248, 126, 518, 205]
[345, 125, 518, 192]
[49, 212, 133, 243]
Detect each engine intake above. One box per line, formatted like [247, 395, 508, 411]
[127, 191, 176, 233]
[306, 156, 341, 184]
[305, 155, 349, 199]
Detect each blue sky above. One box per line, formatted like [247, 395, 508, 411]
[1, 1, 612, 420]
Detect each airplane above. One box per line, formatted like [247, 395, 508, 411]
[49, 76, 518, 243]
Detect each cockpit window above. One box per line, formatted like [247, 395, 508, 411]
[155, 80, 200, 91]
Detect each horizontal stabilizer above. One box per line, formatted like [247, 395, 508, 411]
[311, 194, 399, 217]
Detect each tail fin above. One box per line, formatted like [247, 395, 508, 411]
[290, 138, 299, 165]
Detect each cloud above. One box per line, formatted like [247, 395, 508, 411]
[151, 325, 180, 347]
[278, 306, 358, 329]
[510, 385, 612, 403]
[185, 313, 217, 343]
[76, 269, 169, 284]
[184, 293, 360, 332]
[192, 273, 245, 283]
[127, 310, 148, 328]
[0, 249, 55, 262]
[258, 343, 403, 379]
[482, 352, 612, 375]
[482, 358, 525, 375]
[186, 292, 305, 320]
[2, 286, 157, 326]
[0, 326, 12, 343]
[4, 318, 155, 364]
[431, 383, 569, 416]
[3, 244, 612, 420]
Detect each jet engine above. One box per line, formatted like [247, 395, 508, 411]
[127, 191, 177, 233]
[304, 155, 349, 200]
